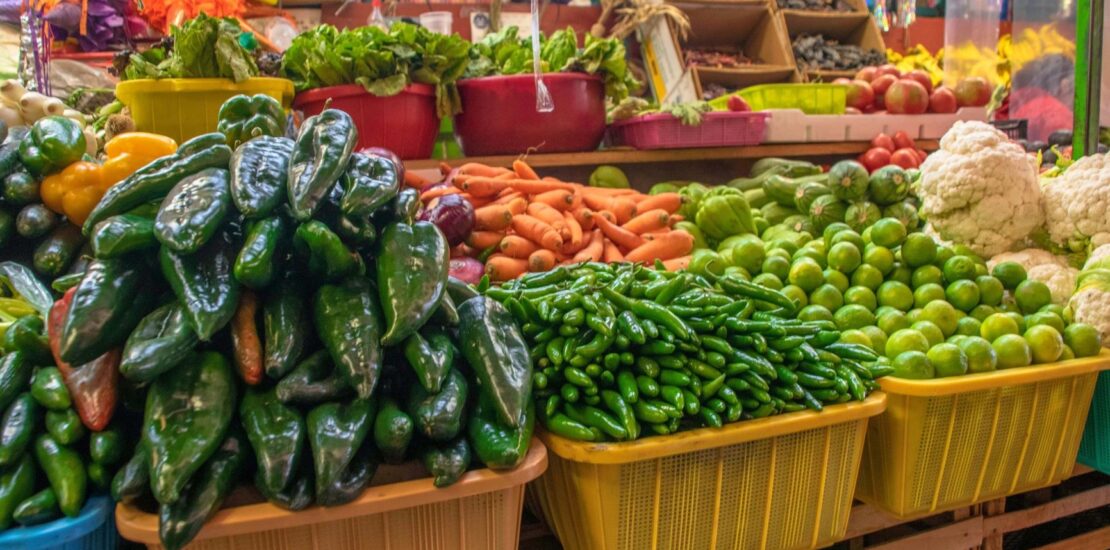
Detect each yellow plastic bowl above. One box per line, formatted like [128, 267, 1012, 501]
[115, 77, 294, 143]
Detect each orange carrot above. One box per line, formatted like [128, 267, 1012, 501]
[572, 230, 605, 262]
[459, 162, 503, 177]
[622, 208, 671, 234]
[490, 191, 524, 205]
[507, 179, 576, 193]
[533, 189, 576, 210]
[582, 194, 637, 223]
[499, 235, 538, 259]
[603, 241, 624, 263]
[404, 171, 430, 189]
[486, 255, 529, 281]
[507, 197, 528, 216]
[528, 249, 557, 272]
[465, 231, 504, 250]
[512, 215, 563, 251]
[635, 193, 684, 214]
[494, 171, 518, 180]
[527, 202, 565, 226]
[474, 204, 513, 231]
[420, 186, 460, 201]
[460, 177, 510, 198]
[562, 211, 584, 251]
[577, 186, 639, 197]
[593, 213, 644, 250]
[513, 159, 540, 180]
[624, 231, 695, 263]
[573, 207, 595, 231]
[662, 255, 692, 271]
[439, 162, 453, 176]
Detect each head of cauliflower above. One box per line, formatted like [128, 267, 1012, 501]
[917, 121, 1044, 258]
[1042, 152, 1110, 253]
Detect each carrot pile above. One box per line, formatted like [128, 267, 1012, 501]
[420, 160, 695, 281]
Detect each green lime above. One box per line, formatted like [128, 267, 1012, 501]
[1024, 325, 1064, 364]
[877, 281, 915, 311]
[761, 255, 791, 280]
[956, 316, 982, 336]
[829, 230, 865, 251]
[889, 264, 913, 286]
[863, 245, 895, 275]
[724, 239, 765, 273]
[934, 245, 955, 267]
[959, 336, 997, 373]
[861, 226, 874, 244]
[911, 265, 944, 288]
[844, 286, 878, 311]
[901, 233, 938, 267]
[752, 273, 784, 290]
[827, 242, 862, 273]
[1061, 345, 1076, 360]
[1004, 312, 1027, 334]
[793, 248, 826, 268]
[851, 264, 884, 291]
[974, 263, 989, 277]
[969, 304, 996, 321]
[788, 259, 825, 292]
[781, 285, 809, 308]
[802, 239, 826, 256]
[993, 334, 1032, 368]
[809, 284, 844, 311]
[1015, 279, 1052, 314]
[945, 280, 981, 312]
[976, 276, 1004, 306]
[860, 326, 888, 355]
[886, 329, 931, 359]
[766, 248, 792, 261]
[823, 269, 850, 293]
[942, 255, 978, 282]
[870, 218, 908, 247]
[928, 343, 968, 377]
[911, 320, 944, 347]
[878, 310, 911, 335]
[947, 334, 968, 345]
[892, 350, 935, 379]
[823, 222, 852, 248]
[875, 305, 898, 318]
[1040, 303, 1066, 317]
[1026, 312, 1066, 334]
[834, 304, 877, 331]
[723, 266, 752, 280]
[999, 299, 1022, 314]
[906, 308, 923, 324]
[981, 313, 1020, 341]
[839, 329, 873, 347]
[913, 283, 946, 308]
[768, 239, 799, 256]
[798, 304, 835, 322]
[1064, 323, 1102, 358]
[992, 261, 1028, 290]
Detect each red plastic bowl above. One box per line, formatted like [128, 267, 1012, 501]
[293, 84, 439, 160]
[455, 73, 606, 156]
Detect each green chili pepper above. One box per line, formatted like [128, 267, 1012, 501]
[288, 109, 356, 221]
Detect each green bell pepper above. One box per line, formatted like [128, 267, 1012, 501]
[0, 393, 37, 465]
[0, 454, 35, 529]
[407, 368, 468, 442]
[288, 109, 356, 221]
[216, 94, 285, 147]
[158, 430, 247, 550]
[262, 273, 311, 379]
[275, 350, 351, 405]
[294, 221, 365, 281]
[234, 215, 288, 289]
[240, 387, 305, 497]
[0, 352, 31, 413]
[45, 407, 85, 445]
[144, 351, 234, 505]
[468, 390, 533, 470]
[59, 256, 156, 365]
[457, 297, 532, 428]
[228, 136, 294, 219]
[35, 434, 86, 517]
[18, 116, 85, 176]
[377, 221, 449, 345]
[695, 188, 755, 240]
[13, 487, 58, 526]
[154, 168, 231, 254]
[159, 226, 241, 341]
[403, 328, 454, 393]
[91, 214, 157, 259]
[307, 398, 376, 506]
[422, 437, 470, 488]
[373, 396, 413, 464]
[120, 302, 198, 385]
[314, 277, 383, 399]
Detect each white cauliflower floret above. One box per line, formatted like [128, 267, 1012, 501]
[1042, 153, 1110, 250]
[987, 248, 1066, 271]
[917, 121, 1044, 258]
[1069, 244, 1110, 341]
[1026, 263, 1078, 305]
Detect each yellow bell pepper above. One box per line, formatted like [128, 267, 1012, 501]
[40, 132, 177, 226]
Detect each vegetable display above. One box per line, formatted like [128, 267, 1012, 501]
[117, 14, 259, 83]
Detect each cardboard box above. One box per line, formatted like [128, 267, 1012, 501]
[635, 15, 701, 105]
[774, 0, 867, 15]
[782, 11, 886, 80]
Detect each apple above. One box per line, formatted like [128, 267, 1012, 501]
[870, 74, 898, 108]
[891, 148, 920, 169]
[844, 80, 875, 110]
[893, 131, 915, 150]
[727, 95, 752, 112]
[833, 77, 852, 85]
[871, 133, 895, 152]
[854, 66, 879, 82]
[877, 64, 902, 78]
[954, 77, 992, 107]
[884, 80, 929, 114]
[904, 70, 934, 94]
[929, 87, 958, 113]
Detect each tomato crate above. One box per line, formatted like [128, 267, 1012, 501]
[529, 394, 886, 550]
[856, 353, 1110, 520]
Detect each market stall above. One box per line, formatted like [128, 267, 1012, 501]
[0, 0, 1107, 549]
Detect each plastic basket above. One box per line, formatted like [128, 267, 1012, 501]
[856, 353, 1110, 520]
[0, 495, 118, 550]
[608, 111, 770, 150]
[293, 84, 440, 160]
[1078, 371, 1110, 474]
[115, 78, 294, 144]
[990, 119, 1029, 141]
[709, 83, 848, 114]
[116, 441, 547, 550]
[530, 394, 886, 550]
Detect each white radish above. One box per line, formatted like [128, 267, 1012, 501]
[19, 92, 48, 121]
[62, 109, 86, 128]
[1, 80, 26, 107]
[83, 127, 97, 155]
[41, 97, 65, 117]
[0, 105, 22, 128]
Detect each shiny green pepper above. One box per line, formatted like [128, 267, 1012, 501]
[216, 94, 285, 147]
[695, 188, 755, 240]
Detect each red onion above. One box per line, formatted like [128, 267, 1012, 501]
[449, 257, 485, 285]
[418, 194, 475, 247]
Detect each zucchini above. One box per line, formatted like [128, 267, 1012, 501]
[868, 165, 910, 206]
[743, 188, 772, 208]
[808, 194, 847, 232]
[759, 202, 799, 225]
[750, 158, 821, 178]
[33, 224, 85, 277]
[828, 161, 869, 201]
[844, 201, 881, 232]
[794, 182, 831, 213]
[762, 173, 827, 208]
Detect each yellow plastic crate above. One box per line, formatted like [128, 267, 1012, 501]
[530, 394, 886, 550]
[115, 77, 294, 144]
[115, 441, 546, 550]
[708, 84, 848, 114]
[856, 353, 1110, 520]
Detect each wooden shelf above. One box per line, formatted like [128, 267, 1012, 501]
[405, 141, 939, 172]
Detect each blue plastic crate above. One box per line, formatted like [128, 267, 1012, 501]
[0, 496, 118, 550]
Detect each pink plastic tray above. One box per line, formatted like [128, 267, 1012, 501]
[608, 111, 769, 150]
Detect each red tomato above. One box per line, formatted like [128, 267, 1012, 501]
[870, 133, 895, 152]
[859, 148, 892, 172]
[891, 148, 920, 169]
[915, 148, 928, 163]
[892, 130, 915, 150]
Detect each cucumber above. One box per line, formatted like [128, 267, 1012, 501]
[844, 201, 881, 232]
[33, 224, 85, 277]
[0, 142, 19, 179]
[3, 172, 40, 206]
[794, 182, 831, 214]
[868, 165, 909, 206]
[760, 202, 799, 225]
[828, 161, 869, 201]
[743, 188, 772, 208]
[15, 204, 57, 239]
[750, 158, 821, 178]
